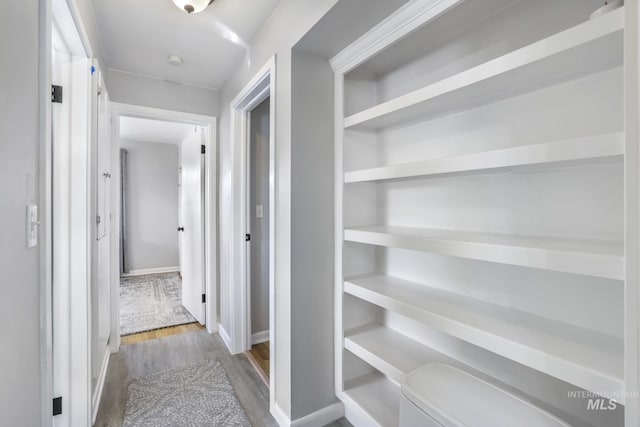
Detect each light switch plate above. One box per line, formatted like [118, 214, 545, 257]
[27, 205, 38, 248]
[256, 205, 264, 218]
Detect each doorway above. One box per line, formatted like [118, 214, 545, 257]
[117, 117, 203, 342]
[110, 104, 218, 351]
[246, 97, 271, 383]
[226, 58, 276, 404]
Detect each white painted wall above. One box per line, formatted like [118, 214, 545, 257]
[0, 1, 42, 425]
[250, 98, 271, 335]
[121, 139, 180, 272]
[108, 69, 219, 117]
[73, 0, 106, 72]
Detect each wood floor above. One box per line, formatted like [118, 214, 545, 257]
[95, 329, 352, 427]
[247, 341, 270, 381]
[120, 322, 205, 345]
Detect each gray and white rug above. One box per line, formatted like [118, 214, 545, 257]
[123, 360, 251, 427]
[120, 272, 196, 336]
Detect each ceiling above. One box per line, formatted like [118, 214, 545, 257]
[91, 0, 282, 89]
[120, 116, 193, 144]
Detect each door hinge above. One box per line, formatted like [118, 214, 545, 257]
[201, 144, 206, 154]
[51, 85, 63, 103]
[53, 396, 62, 416]
[96, 215, 101, 225]
[245, 233, 251, 242]
[201, 294, 206, 303]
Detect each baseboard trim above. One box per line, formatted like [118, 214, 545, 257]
[272, 403, 291, 427]
[121, 266, 180, 277]
[271, 402, 344, 427]
[206, 321, 219, 335]
[219, 324, 232, 352]
[292, 402, 344, 427]
[252, 330, 269, 345]
[91, 347, 110, 424]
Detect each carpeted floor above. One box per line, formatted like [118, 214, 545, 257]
[120, 272, 196, 336]
[123, 360, 250, 427]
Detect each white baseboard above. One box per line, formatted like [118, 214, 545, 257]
[272, 402, 344, 427]
[218, 324, 232, 352]
[206, 321, 219, 335]
[292, 402, 344, 427]
[91, 347, 110, 424]
[252, 330, 269, 345]
[272, 403, 291, 427]
[121, 266, 180, 277]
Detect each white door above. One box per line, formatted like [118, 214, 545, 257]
[180, 127, 205, 324]
[91, 69, 111, 404]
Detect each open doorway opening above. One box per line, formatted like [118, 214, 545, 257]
[225, 58, 275, 402]
[117, 117, 205, 344]
[245, 97, 271, 384]
[110, 104, 217, 351]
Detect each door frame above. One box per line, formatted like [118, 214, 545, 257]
[45, 0, 94, 425]
[109, 102, 218, 352]
[228, 56, 276, 396]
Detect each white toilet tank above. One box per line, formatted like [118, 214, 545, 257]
[400, 364, 571, 427]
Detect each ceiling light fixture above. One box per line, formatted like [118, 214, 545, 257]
[171, 0, 214, 14]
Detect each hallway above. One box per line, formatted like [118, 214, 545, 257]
[95, 331, 277, 426]
[4, 0, 639, 425]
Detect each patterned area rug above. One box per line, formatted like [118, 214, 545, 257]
[120, 272, 196, 336]
[123, 360, 251, 427]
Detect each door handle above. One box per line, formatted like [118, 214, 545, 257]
[177, 227, 185, 232]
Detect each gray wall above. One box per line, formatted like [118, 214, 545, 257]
[250, 98, 271, 335]
[0, 1, 42, 424]
[108, 69, 219, 117]
[217, 0, 342, 418]
[290, 50, 336, 420]
[217, 0, 403, 420]
[121, 140, 179, 272]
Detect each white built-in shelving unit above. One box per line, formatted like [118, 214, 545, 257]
[332, 0, 639, 426]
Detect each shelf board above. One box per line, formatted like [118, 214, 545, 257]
[344, 9, 624, 130]
[344, 274, 624, 400]
[344, 132, 624, 183]
[344, 226, 623, 280]
[343, 373, 400, 427]
[345, 323, 445, 385]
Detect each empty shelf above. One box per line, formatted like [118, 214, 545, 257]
[343, 373, 400, 427]
[344, 9, 624, 130]
[345, 323, 445, 385]
[344, 274, 624, 400]
[344, 226, 624, 280]
[344, 133, 624, 183]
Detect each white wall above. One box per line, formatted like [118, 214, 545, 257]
[121, 139, 180, 272]
[250, 98, 271, 335]
[108, 69, 219, 117]
[73, 0, 106, 72]
[0, 1, 42, 425]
